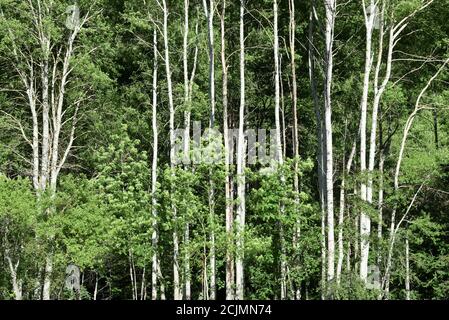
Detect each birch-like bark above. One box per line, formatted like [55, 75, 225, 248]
[93, 273, 98, 300]
[324, 0, 336, 286]
[367, 6, 393, 274]
[5, 253, 22, 300]
[151, 28, 159, 301]
[235, 0, 246, 300]
[39, 3, 86, 300]
[273, 0, 287, 300]
[359, 0, 376, 282]
[405, 237, 410, 300]
[182, 0, 191, 300]
[289, 3, 300, 287]
[220, 0, 235, 301]
[288, 3, 299, 297]
[161, 0, 181, 300]
[202, 0, 217, 300]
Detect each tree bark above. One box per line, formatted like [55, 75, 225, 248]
[221, 0, 235, 301]
[151, 28, 159, 301]
[359, 0, 376, 282]
[405, 237, 410, 300]
[235, 0, 246, 300]
[202, 0, 217, 300]
[324, 0, 336, 288]
[273, 0, 287, 300]
[161, 0, 181, 300]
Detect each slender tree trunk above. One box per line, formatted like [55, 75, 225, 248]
[405, 237, 410, 300]
[324, 0, 336, 289]
[42, 254, 52, 300]
[93, 273, 98, 300]
[140, 266, 146, 300]
[151, 28, 159, 301]
[221, 0, 235, 301]
[40, 30, 53, 301]
[161, 0, 181, 300]
[6, 256, 22, 300]
[235, 0, 246, 300]
[182, 0, 191, 300]
[202, 0, 217, 300]
[273, 0, 287, 300]
[359, 0, 376, 282]
[289, 0, 301, 299]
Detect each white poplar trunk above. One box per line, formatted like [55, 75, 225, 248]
[202, 0, 217, 300]
[405, 237, 410, 300]
[221, 0, 234, 301]
[6, 255, 22, 300]
[151, 28, 159, 301]
[235, 0, 246, 300]
[324, 0, 336, 286]
[359, 0, 375, 282]
[161, 0, 181, 300]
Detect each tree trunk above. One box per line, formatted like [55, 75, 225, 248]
[161, 0, 181, 300]
[359, 0, 375, 283]
[151, 28, 159, 301]
[235, 0, 246, 300]
[405, 237, 410, 300]
[289, 0, 300, 299]
[6, 256, 22, 300]
[324, 0, 336, 289]
[182, 0, 191, 300]
[221, 0, 235, 301]
[93, 273, 98, 300]
[202, 0, 217, 300]
[273, 0, 287, 300]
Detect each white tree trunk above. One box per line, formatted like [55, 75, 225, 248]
[235, 0, 246, 300]
[324, 0, 336, 287]
[289, 0, 300, 299]
[161, 0, 181, 300]
[6, 255, 22, 300]
[202, 0, 217, 300]
[221, 0, 235, 301]
[182, 0, 191, 300]
[151, 28, 159, 301]
[359, 0, 376, 282]
[405, 237, 410, 300]
[273, 0, 287, 300]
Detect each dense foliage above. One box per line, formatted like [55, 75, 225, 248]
[0, 0, 448, 300]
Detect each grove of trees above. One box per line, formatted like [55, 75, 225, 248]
[0, 0, 448, 300]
